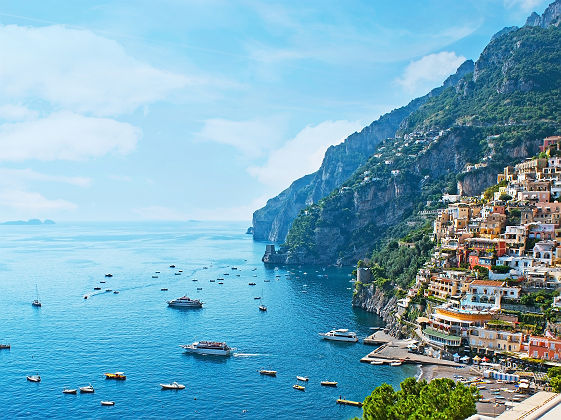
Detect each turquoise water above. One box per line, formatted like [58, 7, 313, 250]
[0, 221, 415, 419]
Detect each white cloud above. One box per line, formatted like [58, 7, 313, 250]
[0, 189, 77, 212]
[504, 0, 544, 11]
[396, 51, 466, 94]
[0, 111, 140, 161]
[0, 168, 91, 187]
[0, 104, 38, 121]
[133, 206, 187, 221]
[0, 24, 191, 116]
[197, 117, 284, 158]
[247, 120, 364, 192]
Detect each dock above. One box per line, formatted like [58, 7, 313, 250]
[363, 330, 393, 345]
[336, 399, 363, 407]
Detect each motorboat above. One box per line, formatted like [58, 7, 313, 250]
[83, 295, 88, 299]
[180, 341, 232, 356]
[249, 282, 256, 286]
[192, 279, 198, 282]
[178, 270, 183, 273]
[79, 384, 95, 393]
[27, 375, 41, 382]
[167, 296, 203, 308]
[218, 282, 224, 284]
[105, 274, 113, 278]
[293, 384, 305, 391]
[320, 381, 338, 387]
[32, 284, 42, 307]
[160, 382, 185, 390]
[155, 271, 160, 273]
[210, 279, 216, 282]
[94, 287, 101, 290]
[152, 276, 158, 278]
[62, 388, 77, 394]
[264, 279, 270, 282]
[0, 344, 10, 350]
[169, 265, 176, 268]
[259, 305, 267, 312]
[260, 370, 277, 377]
[105, 372, 126, 380]
[390, 361, 402, 367]
[105, 289, 112, 292]
[101, 401, 115, 406]
[100, 281, 106, 283]
[370, 359, 385, 365]
[174, 273, 181, 276]
[161, 288, 168, 291]
[113, 291, 119, 294]
[319, 329, 358, 342]
[296, 376, 309, 382]
[196, 287, 203, 290]
[254, 296, 261, 300]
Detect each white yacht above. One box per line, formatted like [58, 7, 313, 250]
[167, 296, 203, 308]
[180, 341, 232, 356]
[319, 329, 358, 342]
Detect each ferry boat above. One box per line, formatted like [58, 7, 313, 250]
[167, 296, 203, 308]
[180, 341, 232, 356]
[319, 329, 358, 342]
[105, 372, 126, 380]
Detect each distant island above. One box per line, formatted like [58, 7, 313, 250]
[0, 219, 55, 226]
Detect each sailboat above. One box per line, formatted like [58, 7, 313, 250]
[32, 284, 42, 307]
[258, 288, 267, 312]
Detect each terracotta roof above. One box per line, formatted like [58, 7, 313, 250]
[469, 280, 505, 287]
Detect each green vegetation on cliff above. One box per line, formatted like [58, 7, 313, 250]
[359, 377, 479, 420]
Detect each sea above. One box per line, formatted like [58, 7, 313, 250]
[0, 221, 416, 419]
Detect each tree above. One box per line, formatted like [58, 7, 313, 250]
[361, 378, 478, 419]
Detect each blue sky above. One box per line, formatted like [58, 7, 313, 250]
[0, 0, 551, 221]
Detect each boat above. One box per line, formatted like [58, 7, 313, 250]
[0, 344, 10, 350]
[218, 282, 224, 284]
[192, 279, 198, 282]
[152, 276, 158, 278]
[167, 296, 203, 308]
[320, 381, 338, 387]
[296, 376, 309, 382]
[101, 401, 115, 406]
[27, 375, 41, 382]
[113, 291, 119, 294]
[105, 372, 126, 380]
[210, 279, 216, 282]
[105, 289, 112, 292]
[80, 384, 95, 393]
[249, 282, 256, 286]
[390, 361, 402, 367]
[293, 384, 305, 391]
[260, 370, 277, 377]
[100, 281, 106, 283]
[83, 295, 88, 299]
[62, 388, 77, 394]
[319, 329, 358, 342]
[169, 265, 176, 268]
[254, 296, 261, 300]
[180, 341, 232, 356]
[231, 267, 237, 270]
[160, 382, 185, 390]
[105, 274, 113, 278]
[32, 284, 42, 307]
[178, 270, 183, 273]
[175, 273, 181, 276]
[155, 271, 160, 273]
[196, 287, 203, 290]
[94, 287, 101, 290]
[264, 279, 270, 282]
[259, 305, 267, 312]
[337, 399, 363, 407]
[370, 360, 385, 365]
[161, 288, 168, 291]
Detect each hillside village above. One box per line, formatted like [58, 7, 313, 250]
[370, 135, 561, 368]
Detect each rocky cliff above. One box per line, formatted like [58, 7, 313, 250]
[525, 0, 561, 27]
[252, 62, 475, 242]
[352, 284, 404, 337]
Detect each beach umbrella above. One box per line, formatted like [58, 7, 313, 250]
[482, 356, 490, 362]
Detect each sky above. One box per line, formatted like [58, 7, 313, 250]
[0, 0, 553, 222]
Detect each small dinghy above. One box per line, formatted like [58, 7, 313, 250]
[259, 370, 277, 377]
[160, 382, 185, 390]
[27, 375, 41, 382]
[161, 288, 168, 291]
[259, 305, 267, 312]
[296, 376, 309, 382]
[80, 384, 95, 393]
[101, 401, 115, 406]
[320, 381, 338, 387]
[62, 388, 77, 394]
[293, 384, 305, 391]
[113, 290, 119, 294]
[390, 361, 402, 367]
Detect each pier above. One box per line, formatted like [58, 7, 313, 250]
[336, 399, 363, 407]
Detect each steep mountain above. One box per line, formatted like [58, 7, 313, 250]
[252, 61, 475, 242]
[264, 2, 561, 266]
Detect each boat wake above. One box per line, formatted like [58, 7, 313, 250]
[233, 353, 270, 358]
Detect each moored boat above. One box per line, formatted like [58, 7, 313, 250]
[260, 370, 277, 377]
[105, 372, 126, 380]
[370, 359, 385, 365]
[94, 287, 101, 290]
[113, 290, 119, 294]
[296, 376, 309, 382]
[167, 296, 203, 308]
[0, 344, 10, 350]
[161, 288, 168, 291]
[180, 341, 232, 356]
[319, 329, 358, 342]
[79, 384, 95, 393]
[62, 388, 77, 394]
[160, 381, 185, 390]
[27, 375, 41, 382]
[249, 282, 256, 286]
[320, 381, 338, 387]
[259, 305, 267, 311]
[105, 273, 113, 277]
[390, 361, 402, 367]
[293, 384, 305, 391]
[101, 401, 115, 406]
